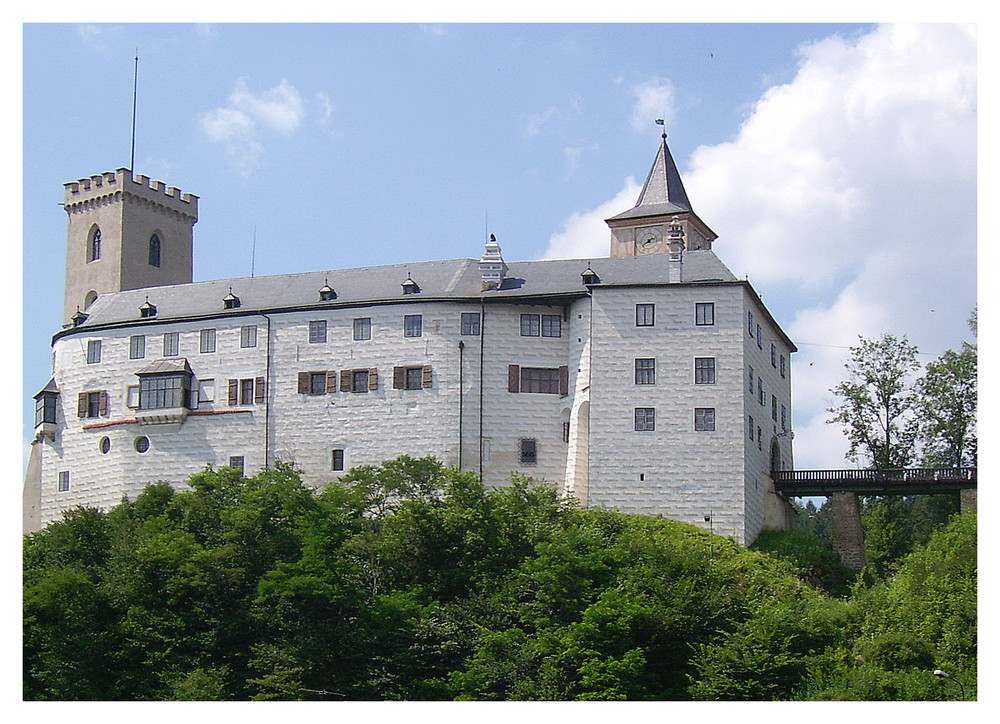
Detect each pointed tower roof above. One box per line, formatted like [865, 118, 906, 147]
[607, 133, 693, 221]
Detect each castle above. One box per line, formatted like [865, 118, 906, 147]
[24, 135, 796, 544]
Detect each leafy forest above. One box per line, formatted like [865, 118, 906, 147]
[24, 456, 976, 701]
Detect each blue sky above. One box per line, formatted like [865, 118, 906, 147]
[20, 22, 978, 475]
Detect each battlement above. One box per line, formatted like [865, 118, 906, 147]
[63, 168, 198, 219]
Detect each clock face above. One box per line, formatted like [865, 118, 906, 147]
[636, 227, 662, 254]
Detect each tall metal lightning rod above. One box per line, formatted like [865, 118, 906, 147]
[130, 49, 138, 172]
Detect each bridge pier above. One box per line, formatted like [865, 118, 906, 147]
[961, 488, 977, 514]
[830, 492, 867, 571]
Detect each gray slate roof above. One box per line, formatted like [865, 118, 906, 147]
[66, 251, 739, 331]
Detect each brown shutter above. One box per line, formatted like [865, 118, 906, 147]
[340, 371, 352, 392]
[228, 379, 238, 405]
[368, 368, 379, 391]
[508, 365, 520, 393]
[99, 391, 109, 416]
[78, 392, 88, 418]
[254, 377, 265, 404]
[325, 371, 337, 394]
[559, 366, 569, 397]
[298, 372, 310, 394]
[422, 365, 433, 389]
[393, 366, 405, 389]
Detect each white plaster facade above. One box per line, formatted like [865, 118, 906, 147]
[26, 137, 796, 545]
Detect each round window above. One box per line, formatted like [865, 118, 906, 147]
[99, 436, 111, 454]
[134, 436, 150, 453]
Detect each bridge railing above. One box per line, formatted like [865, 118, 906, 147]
[773, 467, 976, 495]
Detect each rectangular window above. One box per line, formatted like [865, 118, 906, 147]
[353, 317, 371, 341]
[461, 312, 481, 336]
[310, 372, 328, 395]
[405, 366, 423, 390]
[780, 355, 786, 379]
[331, 448, 345, 471]
[163, 332, 179, 357]
[87, 339, 101, 364]
[298, 371, 335, 395]
[694, 357, 716, 385]
[240, 325, 257, 349]
[35, 394, 58, 426]
[127, 385, 140, 408]
[748, 365, 754, 394]
[771, 343, 777, 367]
[635, 407, 656, 431]
[748, 415, 755, 441]
[352, 369, 370, 393]
[772, 394, 778, 421]
[129, 335, 146, 360]
[230, 378, 264, 405]
[519, 438, 537, 465]
[58, 471, 70, 492]
[636, 304, 655, 327]
[229, 456, 245, 475]
[520, 314, 540, 337]
[757, 426, 763, 450]
[635, 358, 655, 385]
[520, 367, 561, 394]
[139, 374, 192, 410]
[695, 302, 715, 326]
[562, 421, 570, 443]
[748, 311, 754, 336]
[695, 407, 716, 431]
[200, 328, 216, 353]
[404, 314, 422, 338]
[240, 378, 255, 405]
[309, 320, 327, 344]
[541, 314, 561, 337]
[78, 390, 107, 418]
[759, 382, 765, 407]
[781, 405, 787, 432]
[757, 324, 762, 349]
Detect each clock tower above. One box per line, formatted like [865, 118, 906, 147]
[606, 133, 716, 258]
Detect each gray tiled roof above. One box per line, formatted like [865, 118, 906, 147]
[70, 251, 739, 330]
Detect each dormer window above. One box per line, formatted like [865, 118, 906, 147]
[401, 274, 420, 295]
[71, 307, 88, 327]
[581, 264, 601, 285]
[34, 380, 59, 428]
[223, 289, 241, 309]
[319, 280, 337, 301]
[149, 234, 161, 268]
[139, 298, 157, 318]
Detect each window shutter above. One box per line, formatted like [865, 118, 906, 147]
[340, 371, 352, 392]
[559, 366, 569, 397]
[508, 365, 520, 393]
[325, 371, 337, 394]
[99, 391, 108, 416]
[228, 379, 238, 406]
[77, 392, 88, 418]
[368, 368, 379, 391]
[393, 366, 405, 389]
[254, 377, 265, 404]
[298, 372, 310, 394]
[422, 365, 433, 389]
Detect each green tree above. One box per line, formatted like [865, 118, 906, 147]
[827, 333, 921, 469]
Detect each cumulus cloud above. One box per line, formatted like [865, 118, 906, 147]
[541, 180, 641, 260]
[200, 78, 306, 176]
[544, 24, 977, 471]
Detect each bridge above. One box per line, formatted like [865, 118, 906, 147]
[772, 467, 977, 571]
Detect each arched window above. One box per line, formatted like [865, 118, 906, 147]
[84, 290, 98, 310]
[149, 234, 161, 268]
[89, 227, 101, 262]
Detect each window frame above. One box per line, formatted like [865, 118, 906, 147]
[634, 358, 656, 385]
[519, 438, 537, 465]
[634, 407, 656, 432]
[635, 303, 655, 327]
[695, 302, 715, 326]
[129, 334, 146, 360]
[89, 227, 101, 262]
[461, 312, 481, 336]
[86, 339, 102, 364]
[331, 448, 345, 471]
[149, 234, 161, 268]
[35, 393, 58, 427]
[694, 407, 716, 431]
[519, 313, 540, 337]
[240, 325, 257, 349]
[520, 367, 562, 394]
[403, 314, 423, 338]
[353, 317, 372, 341]
[694, 357, 716, 385]
[200, 328, 217, 354]
[308, 320, 328, 344]
[58, 471, 70, 492]
[162, 331, 179, 357]
[138, 372, 193, 411]
[540, 314, 562, 338]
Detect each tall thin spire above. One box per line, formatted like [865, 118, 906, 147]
[130, 49, 138, 172]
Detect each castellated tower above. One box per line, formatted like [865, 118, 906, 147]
[62, 168, 198, 324]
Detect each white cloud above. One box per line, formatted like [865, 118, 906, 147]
[541, 179, 641, 260]
[545, 24, 977, 472]
[199, 78, 306, 176]
[630, 79, 676, 134]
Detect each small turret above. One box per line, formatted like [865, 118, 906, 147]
[479, 234, 508, 291]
